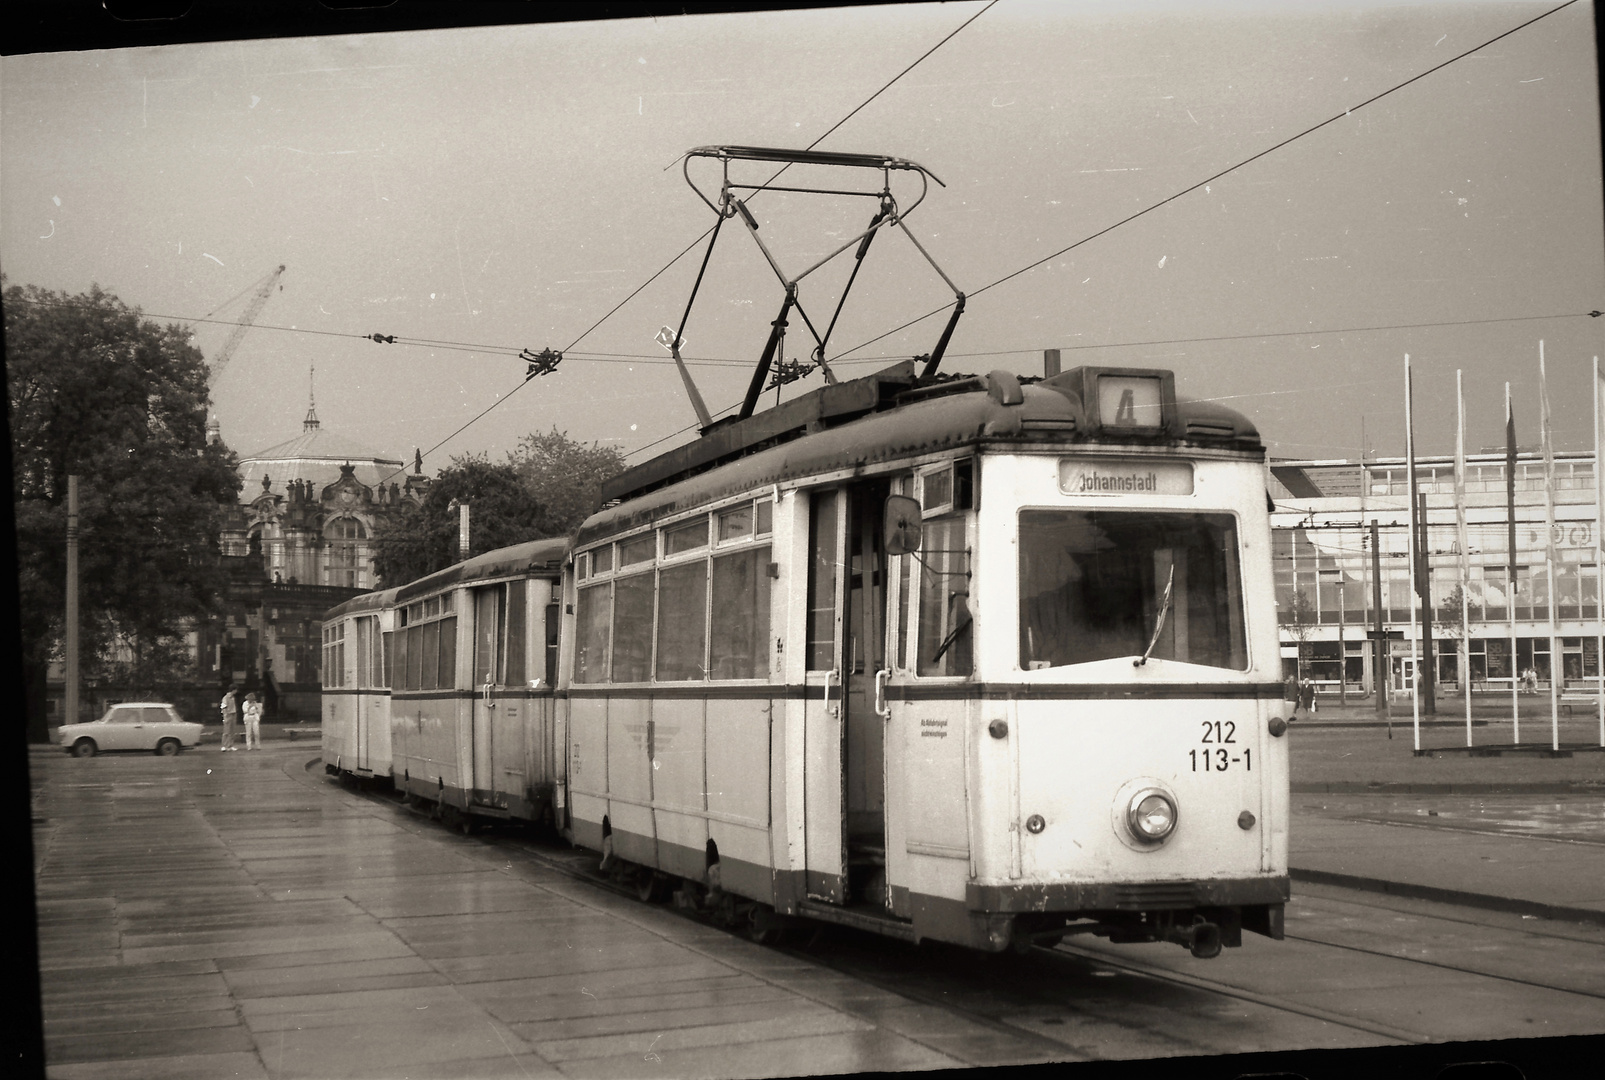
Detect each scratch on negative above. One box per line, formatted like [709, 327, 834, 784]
[485, 1021, 536, 1078]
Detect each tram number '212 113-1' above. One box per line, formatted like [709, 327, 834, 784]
[1191, 721, 1250, 772]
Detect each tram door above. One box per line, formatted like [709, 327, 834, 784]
[844, 478, 891, 908]
[803, 489, 848, 903]
[471, 582, 529, 809]
[803, 481, 892, 908]
[354, 616, 373, 772]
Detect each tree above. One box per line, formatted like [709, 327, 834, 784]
[511, 427, 626, 537]
[372, 430, 624, 588]
[1281, 587, 1317, 679]
[7, 279, 243, 739]
[373, 454, 544, 587]
[1436, 583, 1468, 692]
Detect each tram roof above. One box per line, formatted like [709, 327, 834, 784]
[394, 536, 569, 604]
[581, 364, 1261, 546]
[323, 586, 399, 623]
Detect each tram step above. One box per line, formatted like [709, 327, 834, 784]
[797, 899, 916, 941]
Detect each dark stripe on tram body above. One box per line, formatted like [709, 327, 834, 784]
[893, 681, 1286, 701]
[392, 689, 555, 702]
[562, 681, 1284, 702]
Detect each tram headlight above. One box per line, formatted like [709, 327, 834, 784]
[1127, 789, 1178, 842]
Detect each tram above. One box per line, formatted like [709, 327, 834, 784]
[564, 359, 1289, 957]
[322, 586, 398, 781]
[323, 540, 567, 830]
[323, 146, 1290, 957]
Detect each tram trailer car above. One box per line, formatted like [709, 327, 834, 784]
[383, 539, 567, 828]
[322, 587, 399, 782]
[561, 362, 1290, 957]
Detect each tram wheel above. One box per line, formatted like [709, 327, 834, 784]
[748, 905, 788, 947]
[711, 894, 740, 929]
[635, 870, 671, 904]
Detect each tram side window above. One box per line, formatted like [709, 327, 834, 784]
[612, 573, 654, 682]
[657, 561, 708, 680]
[420, 620, 441, 690]
[544, 601, 559, 688]
[437, 616, 457, 688]
[506, 580, 527, 688]
[806, 492, 839, 670]
[382, 631, 393, 689]
[574, 504, 776, 684]
[394, 625, 410, 689]
[917, 515, 972, 677]
[322, 624, 345, 689]
[355, 618, 371, 688]
[574, 583, 611, 683]
[711, 546, 771, 679]
[1018, 510, 1247, 671]
[397, 610, 456, 690]
[474, 589, 502, 687]
[405, 620, 423, 689]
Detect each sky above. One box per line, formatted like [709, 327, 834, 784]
[4, 0, 1603, 475]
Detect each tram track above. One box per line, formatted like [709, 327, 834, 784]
[306, 759, 1605, 1058]
[302, 759, 1459, 1057]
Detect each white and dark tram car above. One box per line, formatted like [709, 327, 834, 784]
[322, 586, 398, 781]
[562, 360, 1289, 957]
[323, 361, 1290, 957]
[323, 539, 567, 830]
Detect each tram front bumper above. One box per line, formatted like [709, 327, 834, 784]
[965, 874, 1289, 914]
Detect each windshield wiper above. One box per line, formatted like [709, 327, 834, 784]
[931, 592, 972, 665]
[1135, 563, 1175, 667]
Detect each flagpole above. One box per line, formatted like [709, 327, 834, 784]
[1405, 355, 1421, 751]
[1456, 370, 1472, 746]
[1507, 381, 1520, 744]
[1595, 356, 1603, 747]
[1540, 342, 1559, 751]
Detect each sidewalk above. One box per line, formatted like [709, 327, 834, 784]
[1286, 706, 1605, 928]
[200, 722, 322, 747]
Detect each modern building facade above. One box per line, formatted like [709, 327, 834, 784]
[1268, 450, 1600, 696]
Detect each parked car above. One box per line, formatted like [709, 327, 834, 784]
[59, 703, 204, 757]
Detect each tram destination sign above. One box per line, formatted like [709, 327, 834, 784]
[1059, 458, 1194, 496]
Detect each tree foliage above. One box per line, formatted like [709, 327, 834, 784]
[511, 427, 627, 538]
[1280, 587, 1317, 677]
[1436, 583, 1467, 638]
[371, 430, 625, 589]
[6, 280, 243, 720]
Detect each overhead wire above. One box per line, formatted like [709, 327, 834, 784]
[826, 0, 1586, 364]
[372, 0, 1000, 482]
[17, 1, 1584, 469]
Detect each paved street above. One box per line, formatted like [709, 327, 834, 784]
[26, 726, 1605, 1079]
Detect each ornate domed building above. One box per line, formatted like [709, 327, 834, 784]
[221, 400, 428, 589]
[201, 394, 432, 719]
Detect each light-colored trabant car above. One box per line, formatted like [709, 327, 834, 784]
[59, 703, 204, 757]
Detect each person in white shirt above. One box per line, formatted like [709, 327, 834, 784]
[242, 691, 262, 750]
[220, 687, 239, 751]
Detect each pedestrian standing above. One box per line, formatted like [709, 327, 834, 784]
[1284, 673, 1300, 718]
[220, 685, 239, 751]
[242, 691, 262, 750]
[1300, 678, 1316, 715]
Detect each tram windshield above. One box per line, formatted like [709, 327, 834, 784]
[1018, 509, 1247, 671]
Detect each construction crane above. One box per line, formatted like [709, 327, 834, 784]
[206, 264, 285, 388]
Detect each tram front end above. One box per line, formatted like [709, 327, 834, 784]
[948, 373, 1288, 957]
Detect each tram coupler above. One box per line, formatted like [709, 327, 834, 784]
[1161, 919, 1223, 959]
